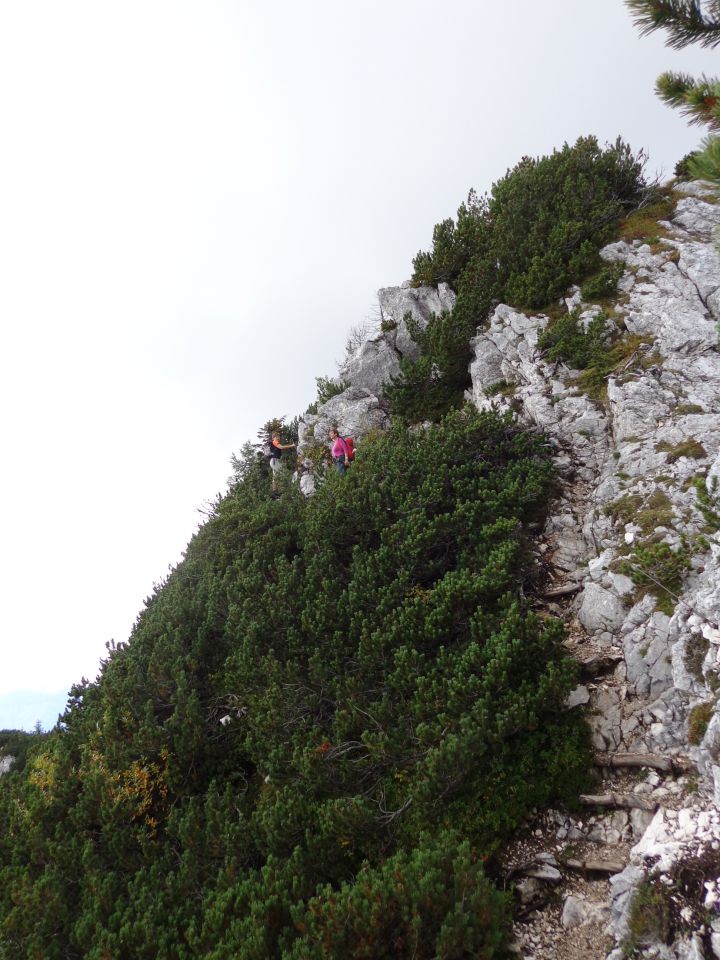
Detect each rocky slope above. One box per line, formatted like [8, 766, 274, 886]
[299, 180, 720, 959]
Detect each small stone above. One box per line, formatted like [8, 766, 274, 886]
[565, 685, 590, 709]
[561, 894, 611, 930]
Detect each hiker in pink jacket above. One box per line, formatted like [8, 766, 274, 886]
[328, 427, 350, 476]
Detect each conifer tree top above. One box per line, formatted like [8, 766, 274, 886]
[626, 0, 720, 49]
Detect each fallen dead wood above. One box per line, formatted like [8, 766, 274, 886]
[560, 856, 626, 875]
[580, 791, 656, 811]
[594, 752, 695, 775]
[539, 583, 582, 599]
[503, 858, 561, 883]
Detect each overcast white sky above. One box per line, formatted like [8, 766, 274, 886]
[0, 0, 716, 728]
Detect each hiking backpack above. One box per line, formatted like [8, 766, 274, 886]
[344, 436, 355, 461]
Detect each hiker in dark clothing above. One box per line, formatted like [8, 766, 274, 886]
[269, 431, 296, 492]
[328, 427, 350, 476]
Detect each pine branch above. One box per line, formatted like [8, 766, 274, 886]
[684, 80, 720, 129]
[656, 70, 698, 106]
[657, 72, 720, 128]
[626, 0, 720, 49]
[688, 134, 720, 181]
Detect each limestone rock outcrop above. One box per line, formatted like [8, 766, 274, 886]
[300, 181, 720, 957]
[300, 284, 455, 452]
[376, 282, 456, 360]
[298, 385, 390, 451]
[468, 179, 720, 959]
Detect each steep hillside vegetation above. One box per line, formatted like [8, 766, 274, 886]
[0, 136, 668, 960]
[0, 411, 588, 959]
[387, 137, 647, 421]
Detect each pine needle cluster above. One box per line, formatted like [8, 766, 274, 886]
[627, 1, 720, 181]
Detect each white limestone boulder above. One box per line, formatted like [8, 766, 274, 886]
[377, 282, 456, 360]
[673, 196, 720, 237]
[561, 894, 611, 930]
[576, 582, 627, 635]
[340, 336, 402, 395]
[298, 385, 390, 452]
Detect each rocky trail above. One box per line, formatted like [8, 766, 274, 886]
[501, 584, 699, 960]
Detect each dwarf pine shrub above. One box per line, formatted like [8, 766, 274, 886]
[0, 409, 588, 958]
[389, 137, 646, 421]
[537, 310, 610, 370]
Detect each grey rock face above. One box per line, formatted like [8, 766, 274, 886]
[589, 684, 625, 751]
[377, 282, 457, 360]
[0, 755, 13, 777]
[298, 385, 390, 453]
[340, 336, 402, 395]
[677, 240, 720, 319]
[469, 188, 720, 765]
[561, 894, 611, 930]
[338, 282, 457, 397]
[601, 234, 718, 355]
[576, 583, 627, 635]
[466, 184, 720, 958]
[673, 179, 719, 199]
[606, 376, 674, 444]
[623, 610, 675, 700]
[672, 196, 720, 237]
[565, 685, 590, 709]
[609, 864, 645, 941]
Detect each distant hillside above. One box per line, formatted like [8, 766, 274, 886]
[0, 688, 68, 732]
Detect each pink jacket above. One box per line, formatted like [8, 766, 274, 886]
[331, 436, 349, 459]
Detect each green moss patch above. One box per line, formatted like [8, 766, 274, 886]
[624, 878, 673, 954]
[624, 850, 720, 958]
[607, 489, 674, 537]
[674, 403, 704, 416]
[486, 379, 517, 397]
[688, 701, 714, 745]
[655, 439, 707, 463]
[684, 633, 710, 684]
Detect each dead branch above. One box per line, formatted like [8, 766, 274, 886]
[594, 752, 695, 775]
[579, 791, 656, 812]
[539, 583, 582, 599]
[560, 856, 626, 875]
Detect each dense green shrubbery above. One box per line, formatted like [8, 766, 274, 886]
[621, 539, 693, 616]
[536, 310, 611, 370]
[385, 309, 475, 422]
[580, 262, 625, 302]
[388, 137, 646, 422]
[674, 151, 700, 181]
[0, 409, 588, 958]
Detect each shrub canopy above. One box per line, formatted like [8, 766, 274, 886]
[388, 136, 646, 421]
[0, 409, 588, 959]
